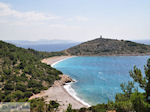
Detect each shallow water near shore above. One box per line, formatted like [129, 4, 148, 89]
[53, 56, 150, 105]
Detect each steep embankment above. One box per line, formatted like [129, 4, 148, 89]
[65, 38, 150, 56]
[0, 40, 64, 102]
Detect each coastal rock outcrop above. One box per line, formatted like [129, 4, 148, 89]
[53, 75, 74, 86]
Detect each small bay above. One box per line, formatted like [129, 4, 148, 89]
[53, 56, 150, 105]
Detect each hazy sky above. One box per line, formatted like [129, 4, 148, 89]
[0, 0, 150, 41]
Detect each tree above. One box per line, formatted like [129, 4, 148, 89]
[47, 100, 59, 111]
[120, 81, 135, 98]
[66, 104, 73, 112]
[49, 100, 59, 109]
[130, 58, 150, 103]
[130, 92, 145, 112]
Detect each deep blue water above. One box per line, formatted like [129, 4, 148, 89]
[16, 43, 79, 52]
[53, 56, 150, 105]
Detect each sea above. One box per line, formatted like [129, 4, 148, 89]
[16, 44, 78, 52]
[52, 56, 150, 106]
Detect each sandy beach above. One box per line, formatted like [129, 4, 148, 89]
[30, 56, 89, 111]
[41, 56, 74, 67]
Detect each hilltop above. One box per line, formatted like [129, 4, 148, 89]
[65, 38, 150, 56]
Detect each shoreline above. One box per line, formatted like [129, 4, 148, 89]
[51, 56, 75, 67]
[41, 56, 75, 66]
[63, 82, 91, 107]
[44, 56, 91, 107]
[34, 56, 90, 111]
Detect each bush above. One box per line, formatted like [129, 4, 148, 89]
[30, 98, 60, 112]
[4, 83, 14, 90]
[24, 92, 33, 98]
[90, 104, 107, 112]
[66, 104, 73, 112]
[130, 92, 150, 112]
[3, 69, 11, 75]
[13, 90, 24, 100]
[16, 83, 26, 92]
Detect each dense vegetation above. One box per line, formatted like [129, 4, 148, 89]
[66, 58, 150, 112]
[65, 38, 150, 56]
[30, 98, 59, 112]
[0, 41, 65, 111]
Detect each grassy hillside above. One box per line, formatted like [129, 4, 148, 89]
[66, 38, 150, 56]
[0, 40, 64, 102]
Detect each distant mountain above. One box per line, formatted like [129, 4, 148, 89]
[6, 39, 77, 45]
[65, 38, 150, 56]
[5, 40, 80, 52]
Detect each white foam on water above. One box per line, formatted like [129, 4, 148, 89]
[98, 72, 102, 75]
[52, 56, 91, 107]
[64, 82, 91, 107]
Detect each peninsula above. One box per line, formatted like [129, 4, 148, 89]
[65, 38, 150, 56]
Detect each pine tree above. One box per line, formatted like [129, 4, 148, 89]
[130, 58, 150, 103]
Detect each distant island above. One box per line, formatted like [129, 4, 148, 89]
[5, 40, 80, 52]
[65, 38, 150, 56]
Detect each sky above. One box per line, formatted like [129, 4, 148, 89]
[0, 0, 150, 42]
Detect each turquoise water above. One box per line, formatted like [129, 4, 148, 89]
[53, 56, 150, 105]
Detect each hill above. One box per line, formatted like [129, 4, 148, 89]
[0, 40, 65, 102]
[65, 38, 150, 56]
